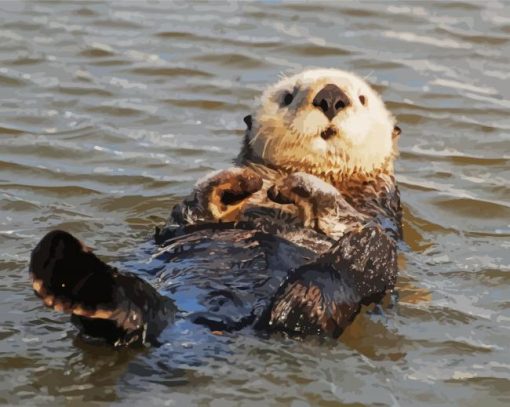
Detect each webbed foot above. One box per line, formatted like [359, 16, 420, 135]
[258, 224, 397, 338]
[29, 230, 174, 346]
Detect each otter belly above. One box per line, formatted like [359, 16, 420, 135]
[148, 226, 319, 332]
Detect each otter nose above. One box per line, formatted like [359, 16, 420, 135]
[312, 84, 350, 121]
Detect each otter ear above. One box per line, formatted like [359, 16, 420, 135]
[243, 115, 252, 131]
[392, 125, 401, 139]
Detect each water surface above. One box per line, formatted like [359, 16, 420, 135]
[1, 1, 509, 406]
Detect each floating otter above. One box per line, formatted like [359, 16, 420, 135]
[29, 68, 402, 346]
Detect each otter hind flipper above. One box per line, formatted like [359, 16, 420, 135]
[259, 224, 398, 338]
[29, 230, 174, 346]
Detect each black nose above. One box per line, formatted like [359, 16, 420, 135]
[312, 84, 350, 121]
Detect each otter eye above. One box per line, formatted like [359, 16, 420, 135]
[282, 92, 293, 106]
[359, 95, 366, 106]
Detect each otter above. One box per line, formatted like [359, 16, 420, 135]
[29, 68, 402, 346]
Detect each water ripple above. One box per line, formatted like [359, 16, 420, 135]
[0, 1, 509, 405]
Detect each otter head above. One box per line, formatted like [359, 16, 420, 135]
[243, 68, 399, 178]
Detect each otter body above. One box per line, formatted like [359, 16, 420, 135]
[29, 69, 402, 346]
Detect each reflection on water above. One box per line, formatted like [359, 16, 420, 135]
[1, 1, 509, 405]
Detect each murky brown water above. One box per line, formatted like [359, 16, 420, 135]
[1, 1, 509, 405]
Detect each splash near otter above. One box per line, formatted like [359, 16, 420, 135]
[29, 68, 402, 346]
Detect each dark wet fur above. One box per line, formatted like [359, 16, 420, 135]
[30, 230, 174, 346]
[30, 218, 398, 346]
[258, 224, 397, 336]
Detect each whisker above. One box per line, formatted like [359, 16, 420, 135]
[363, 70, 375, 82]
[262, 137, 271, 159]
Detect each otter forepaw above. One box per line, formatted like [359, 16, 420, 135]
[173, 167, 263, 224]
[269, 172, 341, 204]
[268, 172, 340, 228]
[268, 172, 364, 237]
[205, 167, 263, 221]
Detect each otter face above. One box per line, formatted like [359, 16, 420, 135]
[247, 69, 398, 176]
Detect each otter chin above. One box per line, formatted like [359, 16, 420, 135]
[320, 126, 337, 141]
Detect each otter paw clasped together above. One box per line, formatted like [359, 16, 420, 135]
[29, 68, 402, 347]
[267, 172, 368, 239]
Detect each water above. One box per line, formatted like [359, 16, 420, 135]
[1, 1, 509, 405]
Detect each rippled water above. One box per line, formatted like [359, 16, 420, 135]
[1, 1, 509, 405]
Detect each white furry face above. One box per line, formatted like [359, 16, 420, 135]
[248, 69, 397, 176]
